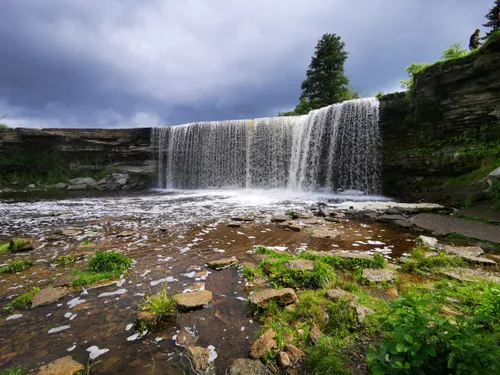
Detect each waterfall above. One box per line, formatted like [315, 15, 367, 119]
[152, 97, 381, 194]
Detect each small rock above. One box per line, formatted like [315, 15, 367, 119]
[136, 311, 156, 324]
[176, 327, 198, 347]
[326, 288, 359, 302]
[67, 184, 88, 191]
[28, 184, 36, 189]
[487, 166, 500, 186]
[32, 287, 69, 308]
[117, 230, 136, 238]
[34, 356, 84, 375]
[277, 351, 291, 368]
[70, 177, 96, 186]
[271, 215, 288, 222]
[461, 255, 497, 266]
[309, 327, 322, 344]
[250, 328, 277, 359]
[284, 303, 297, 313]
[61, 229, 81, 236]
[207, 258, 238, 270]
[285, 344, 305, 361]
[445, 246, 484, 258]
[285, 259, 315, 271]
[227, 222, 242, 228]
[129, 359, 142, 368]
[267, 362, 279, 374]
[277, 222, 290, 229]
[249, 288, 298, 309]
[418, 235, 439, 249]
[386, 288, 399, 298]
[288, 225, 301, 232]
[55, 183, 68, 190]
[362, 269, 395, 283]
[283, 333, 294, 343]
[229, 358, 267, 375]
[173, 290, 212, 310]
[349, 302, 374, 323]
[442, 305, 462, 316]
[186, 346, 215, 375]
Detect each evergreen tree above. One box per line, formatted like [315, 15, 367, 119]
[483, 0, 500, 37]
[299, 33, 350, 110]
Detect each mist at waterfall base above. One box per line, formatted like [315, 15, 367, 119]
[152, 98, 387, 203]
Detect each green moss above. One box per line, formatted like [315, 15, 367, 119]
[400, 248, 463, 273]
[0, 259, 35, 274]
[79, 239, 93, 246]
[0, 242, 9, 253]
[71, 251, 131, 286]
[447, 232, 467, 240]
[4, 287, 40, 312]
[54, 253, 77, 266]
[242, 266, 257, 281]
[300, 252, 384, 271]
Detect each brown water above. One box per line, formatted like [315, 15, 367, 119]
[0, 191, 417, 374]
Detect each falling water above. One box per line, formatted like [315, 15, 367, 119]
[152, 97, 381, 193]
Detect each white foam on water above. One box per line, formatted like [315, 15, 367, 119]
[6, 314, 23, 321]
[87, 345, 109, 360]
[67, 297, 86, 308]
[48, 325, 71, 334]
[150, 276, 178, 287]
[98, 288, 127, 298]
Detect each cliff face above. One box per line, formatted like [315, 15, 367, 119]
[379, 35, 500, 202]
[0, 127, 153, 188]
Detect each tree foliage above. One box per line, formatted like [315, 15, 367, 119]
[484, 0, 500, 37]
[279, 33, 353, 116]
[441, 42, 469, 60]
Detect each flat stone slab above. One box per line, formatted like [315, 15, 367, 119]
[207, 258, 238, 270]
[227, 222, 242, 228]
[249, 288, 297, 308]
[412, 213, 500, 243]
[444, 246, 484, 257]
[173, 290, 212, 309]
[326, 288, 359, 302]
[34, 356, 84, 375]
[271, 215, 288, 222]
[285, 259, 315, 271]
[362, 269, 396, 283]
[309, 226, 344, 238]
[418, 235, 439, 249]
[117, 230, 136, 237]
[311, 250, 374, 260]
[462, 255, 497, 266]
[32, 287, 70, 308]
[440, 268, 500, 283]
[229, 358, 268, 375]
[250, 328, 277, 359]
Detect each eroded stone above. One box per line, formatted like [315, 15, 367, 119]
[278, 351, 291, 368]
[174, 290, 212, 309]
[186, 346, 215, 375]
[326, 288, 359, 302]
[362, 269, 395, 283]
[207, 258, 238, 270]
[250, 328, 277, 359]
[34, 356, 84, 375]
[249, 288, 298, 309]
[32, 287, 70, 308]
[285, 344, 305, 361]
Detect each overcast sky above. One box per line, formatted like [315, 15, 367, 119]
[0, 0, 493, 128]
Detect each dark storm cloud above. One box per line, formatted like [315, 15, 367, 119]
[0, 0, 493, 128]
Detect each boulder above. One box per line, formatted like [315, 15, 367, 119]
[285, 344, 305, 361]
[249, 288, 298, 309]
[207, 258, 238, 270]
[173, 290, 212, 309]
[55, 183, 68, 190]
[229, 358, 268, 375]
[349, 302, 375, 323]
[285, 259, 315, 271]
[34, 356, 84, 375]
[271, 215, 288, 223]
[186, 346, 215, 375]
[250, 328, 277, 359]
[277, 351, 291, 368]
[326, 288, 359, 302]
[362, 269, 395, 283]
[487, 166, 500, 186]
[32, 287, 70, 308]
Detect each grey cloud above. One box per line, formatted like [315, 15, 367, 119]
[0, 0, 493, 128]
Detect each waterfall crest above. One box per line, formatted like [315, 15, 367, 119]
[152, 97, 380, 193]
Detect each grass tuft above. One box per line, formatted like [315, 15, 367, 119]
[400, 248, 463, 273]
[0, 364, 30, 375]
[72, 251, 131, 287]
[4, 287, 40, 312]
[140, 287, 176, 321]
[54, 253, 77, 266]
[0, 259, 35, 274]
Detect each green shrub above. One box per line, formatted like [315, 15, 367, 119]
[4, 287, 40, 312]
[0, 364, 30, 375]
[441, 42, 469, 60]
[366, 295, 500, 375]
[72, 251, 131, 287]
[476, 287, 500, 322]
[0, 259, 35, 274]
[54, 253, 77, 265]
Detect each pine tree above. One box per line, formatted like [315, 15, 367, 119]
[483, 0, 500, 37]
[299, 33, 350, 110]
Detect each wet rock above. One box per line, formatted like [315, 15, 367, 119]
[462, 256, 497, 266]
[362, 269, 395, 283]
[277, 222, 290, 229]
[285, 259, 315, 271]
[186, 346, 216, 375]
[285, 344, 305, 361]
[349, 302, 375, 323]
[445, 246, 484, 258]
[207, 258, 238, 270]
[229, 358, 268, 375]
[231, 216, 254, 222]
[271, 215, 288, 222]
[249, 288, 298, 309]
[309, 327, 322, 344]
[173, 290, 212, 309]
[77, 243, 97, 253]
[227, 222, 243, 228]
[67, 184, 87, 190]
[34, 355, 84, 375]
[117, 230, 136, 237]
[129, 359, 142, 368]
[267, 362, 279, 374]
[309, 227, 344, 239]
[441, 268, 500, 283]
[288, 225, 302, 232]
[61, 229, 81, 236]
[176, 327, 199, 347]
[311, 250, 374, 260]
[250, 328, 277, 359]
[278, 351, 291, 368]
[418, 235, 439, 249]
[137, 311, 156, 324]
[55, 182, 68, 190]
[326, 288, 359, 302]
[32, 287, 70, 308]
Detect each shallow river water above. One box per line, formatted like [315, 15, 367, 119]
[0, 189, 415, 374]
